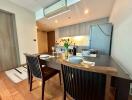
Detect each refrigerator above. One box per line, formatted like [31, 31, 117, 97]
[89, 23, 113, 55]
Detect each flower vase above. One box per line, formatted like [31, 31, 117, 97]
[65, 48, 69, 59]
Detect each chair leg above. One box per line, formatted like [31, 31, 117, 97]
[27, 66, 30, 84]
[42, 79, 45, 100]
[64, 90, 66, 100]
[59, 72, 61, 85]
[29, 74, 33, 91]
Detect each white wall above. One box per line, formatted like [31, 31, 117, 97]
[110, 0, 132, 78]
[0, 0, 38, 64]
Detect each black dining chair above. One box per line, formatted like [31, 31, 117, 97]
[61, 64, 108, 100]
[24, 53, 60, 100]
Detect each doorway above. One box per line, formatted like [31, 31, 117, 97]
[0, 10, 20, 71]
[37, 30, 48, 53]
[47, 31, 55, 53]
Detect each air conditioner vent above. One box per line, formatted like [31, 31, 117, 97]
[44, 0, 66, 17]
[35, 0, 81, 20]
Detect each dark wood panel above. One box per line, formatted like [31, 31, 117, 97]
[111, 77, 131, 100]
[47, 31, 55, 53]
[62, 64, 107, 100]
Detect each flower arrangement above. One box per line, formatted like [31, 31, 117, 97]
[61, 38, 72, 49]
[55, 38, 72, 59]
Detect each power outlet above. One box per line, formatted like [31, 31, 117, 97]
[130, 83, 132, 95]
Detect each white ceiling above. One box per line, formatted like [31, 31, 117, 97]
[8, 0, 115, 31]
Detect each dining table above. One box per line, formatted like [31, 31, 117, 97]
[39, 53, 132, 100]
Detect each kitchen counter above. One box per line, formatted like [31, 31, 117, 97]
[40, 54, 132, 100]
[41, 54, 130, 79]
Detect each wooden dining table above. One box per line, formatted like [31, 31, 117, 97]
[40, 54, 132, 100]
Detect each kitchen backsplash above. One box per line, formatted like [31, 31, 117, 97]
[56, 35, 90, 46]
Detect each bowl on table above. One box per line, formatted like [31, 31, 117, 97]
[68, 56, 83, 64]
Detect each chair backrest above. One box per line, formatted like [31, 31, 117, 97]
[61, 64, 106, 100]
[24, 53, 42, 78]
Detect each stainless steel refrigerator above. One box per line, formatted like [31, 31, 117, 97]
[89, 23, 113, 55]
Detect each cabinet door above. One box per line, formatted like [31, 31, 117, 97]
[58, 28, 61, 38]
[64, 26, 70, 37]
[59, 27, 70, 37]
[59, 28, 64, 38]
[85, 22, 90, 35]
[62, 27, 66, 37]
[55, 29, 59, 40]
[74, 24, 80, 36]
[69, 25, 75, 36]
[79, 22, 87, 35]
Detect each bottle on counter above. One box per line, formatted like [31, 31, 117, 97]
[73, 43, 76, 56]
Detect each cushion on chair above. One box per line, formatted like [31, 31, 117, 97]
[41, 67, 59, 81]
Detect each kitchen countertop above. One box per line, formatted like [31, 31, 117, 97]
[39, 53, 132, 100]
[40, 54, 131, 80]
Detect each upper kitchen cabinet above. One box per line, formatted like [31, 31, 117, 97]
[74, 24, 80, 36]
[56, 17, 109, 38]
[85, 22, 91, 35]
[58, 26, 69, 37]
[64, 26, 69, 37]
[58, 22, 88, 37]
[79, 22, 87, 35]
[58, 27, 64, 37]
[69, 25, 75, 36]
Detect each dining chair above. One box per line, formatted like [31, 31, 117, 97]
[24, 53, 60, 100]
[61, 64, 108, 100]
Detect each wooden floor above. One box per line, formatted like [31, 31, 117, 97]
[0, 72, 132, 100]
[0, 72, 65, 100]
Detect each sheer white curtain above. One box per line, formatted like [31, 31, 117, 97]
[0, 10, 20, 71]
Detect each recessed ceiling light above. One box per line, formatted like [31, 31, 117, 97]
[84, 9, 89, 14]
[55, 20, 58, 23]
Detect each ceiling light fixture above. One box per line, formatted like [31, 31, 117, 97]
[84, 9, 89, 14]
[47, 9, 71, 20]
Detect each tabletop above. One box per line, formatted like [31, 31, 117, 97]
[40, 54, 131, 80]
